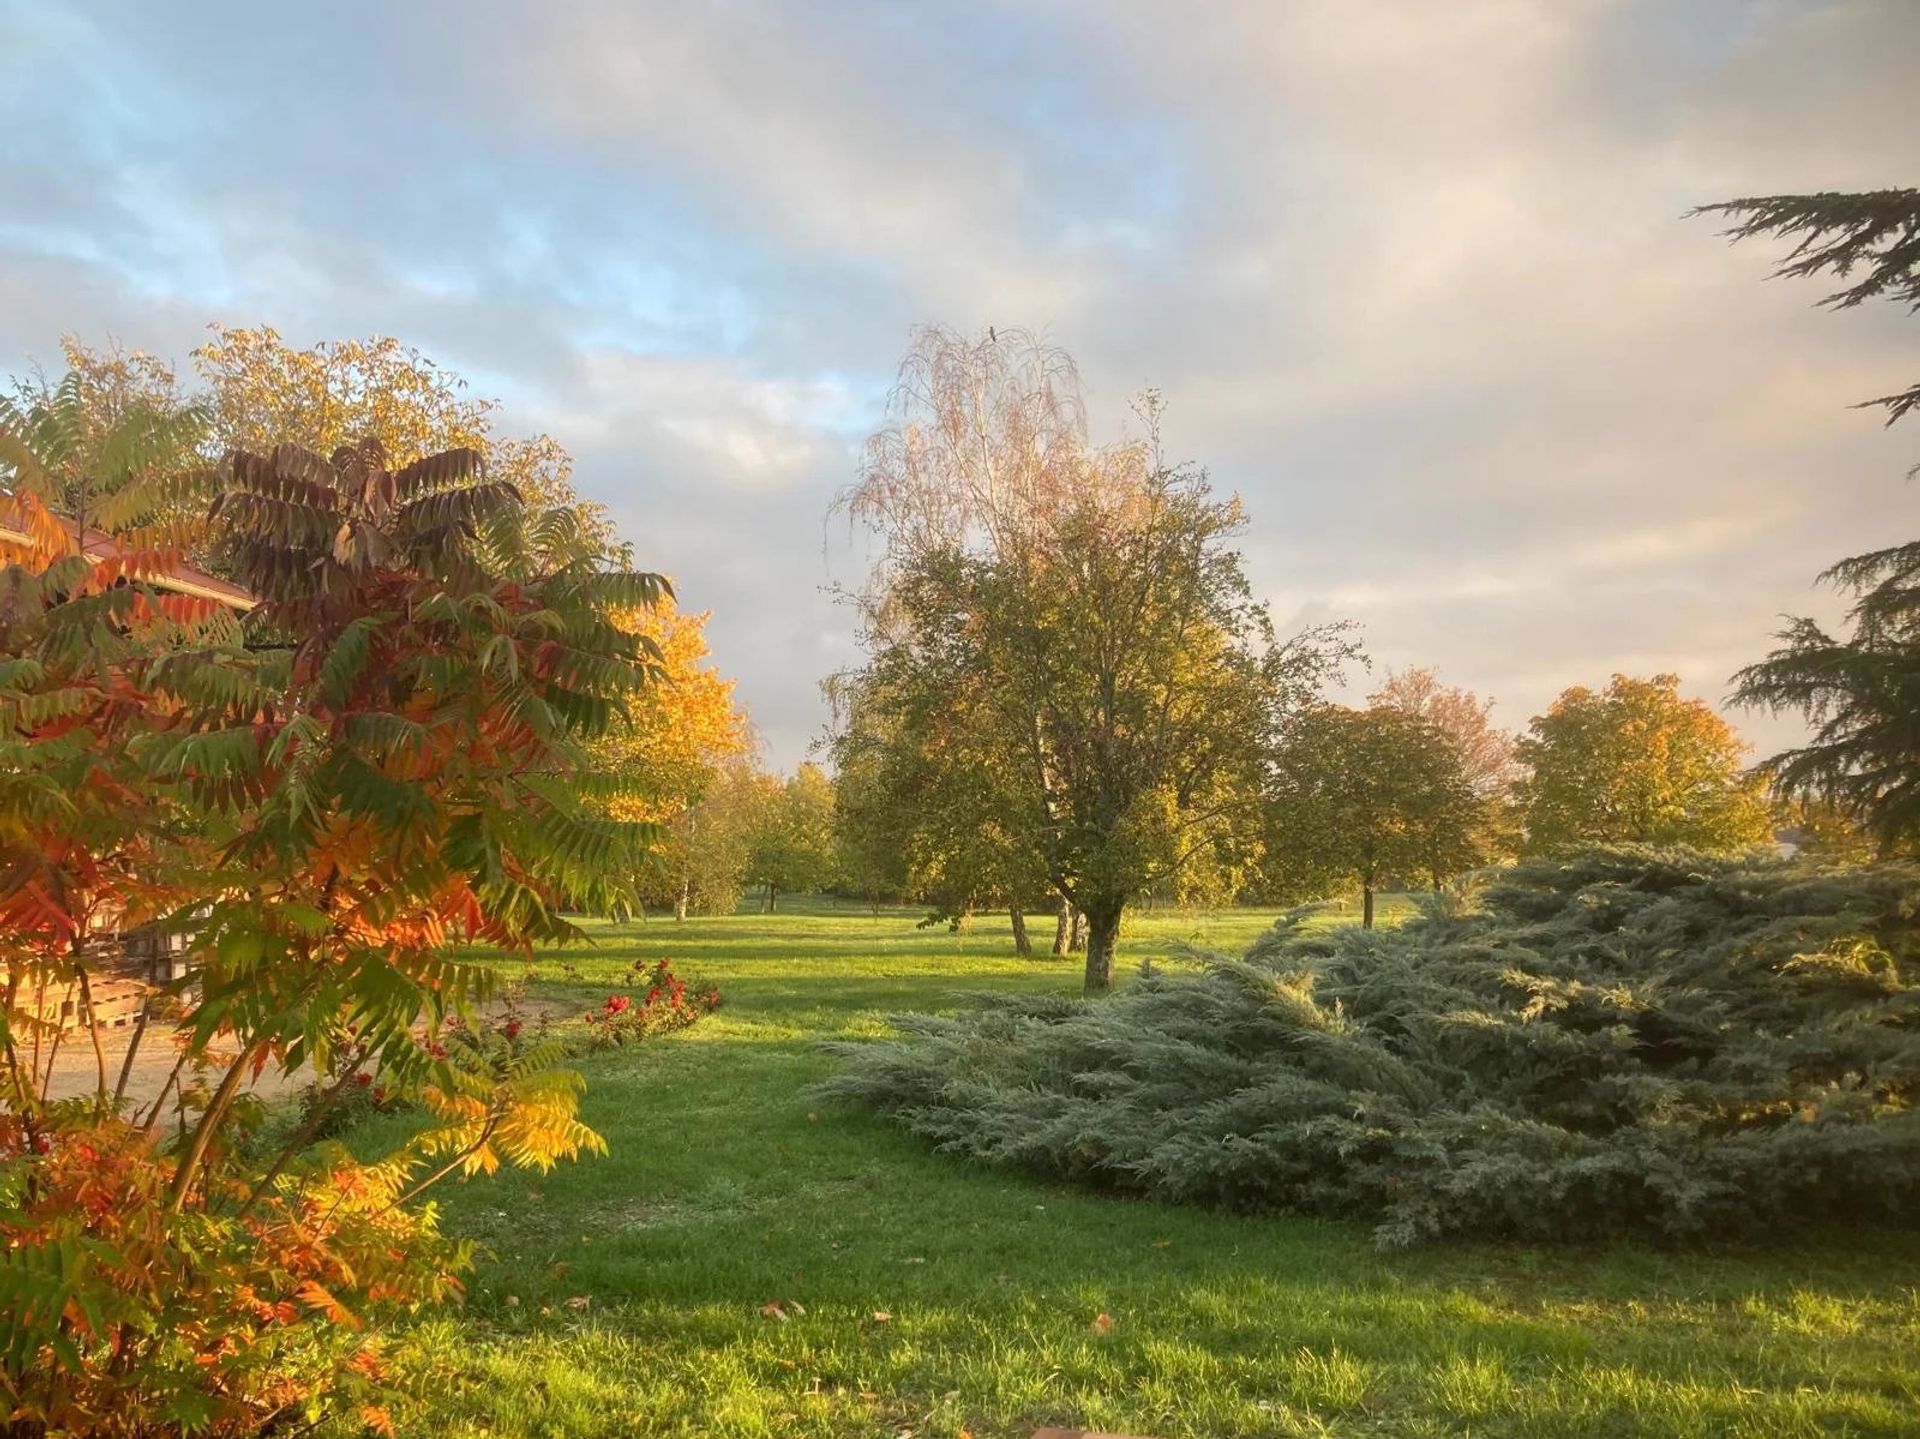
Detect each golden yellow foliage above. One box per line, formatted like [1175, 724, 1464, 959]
[597, 592, 750, 823]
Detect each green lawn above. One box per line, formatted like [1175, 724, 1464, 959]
[381, 897, 1920, 1438]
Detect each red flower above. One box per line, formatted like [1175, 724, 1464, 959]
[354, 1072, 372, 1087]
[503, 1018, 523, 1040]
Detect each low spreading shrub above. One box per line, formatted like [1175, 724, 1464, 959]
[822, 849, 1920, 1245]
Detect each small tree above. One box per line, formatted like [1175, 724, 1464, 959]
[745, 763, 837, 911]
[1264, 704, 1477, 926]
[1516, 674, 1772, 855]
[0, 427, 663, 1431]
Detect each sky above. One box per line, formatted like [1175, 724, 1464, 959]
[1, 0, 1912, 768]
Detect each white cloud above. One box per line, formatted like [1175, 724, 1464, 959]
[2, 0, 1914, 766]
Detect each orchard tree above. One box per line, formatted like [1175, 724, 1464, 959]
[1516, 674, 1772, 854]
[643, 753, 772, 918]
[746, 762, 838, 911]
[828, 641, 1050, 950]
[1702, 187, 1920, 856]
[838, 334, 1353, 988]
[1264, 704, 1478, 926]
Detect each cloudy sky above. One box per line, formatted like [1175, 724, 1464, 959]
[2, 1, 1912, 766]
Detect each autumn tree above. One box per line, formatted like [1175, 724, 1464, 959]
[828, 638, 1051, 949]
[49, 327, 613, 555]
[1264, 704, 1478, 926]
[1, 341, 212, 556]
[745, 763, 838, 912]
[592, 595, 751, 914]
[1368, 667, 1521, 875]
[839, 326, 1087, 596]
[1701, 188, 1920, 857]
[0, 422, 663, 1428]
[840, 443, 1351, 991]
[648, 753, 778, 917]
[1515, 674, 1772, 855]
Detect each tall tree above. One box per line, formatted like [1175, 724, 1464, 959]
[1515, 674, 1772, 855]
[0, 343, 211, 562]
[1696, 189, 1919, 431]
[1701, 188, 1920, 856]
[592, 593, 751, 913]
[1264, 703, 1477, 926]
[838, 337, 1353, 988]
[1733, 546, 1920, 858]
[50, 327, 613, 551]
[641, 752, 771, 918]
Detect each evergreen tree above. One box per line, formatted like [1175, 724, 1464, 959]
[1702, 188, 1920, 855]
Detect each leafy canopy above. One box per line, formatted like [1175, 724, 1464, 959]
[1515, 673, 1771, 855]
[0, 418, 667, 1433]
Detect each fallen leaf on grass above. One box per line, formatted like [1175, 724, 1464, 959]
[1091, 1312, 1114, 1335]
[759, 1301, 789, 1322]
[871, 1310, 893, 1323]
[563, 1295, 590, 1312]
[1151, 1239, 1172, 1248]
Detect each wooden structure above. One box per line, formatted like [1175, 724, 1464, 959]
[1, 504, 255, 1030]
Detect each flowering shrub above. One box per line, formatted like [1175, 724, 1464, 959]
[581, 959, 722, 1049]
[296, 1043, 408, 1141]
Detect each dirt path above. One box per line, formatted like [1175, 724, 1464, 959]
[41, 996, 575, 1108]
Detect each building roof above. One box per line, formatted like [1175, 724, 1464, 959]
[0, 503, 255, 611]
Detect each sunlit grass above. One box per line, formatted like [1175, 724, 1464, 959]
[377, 897, 1920, 1438]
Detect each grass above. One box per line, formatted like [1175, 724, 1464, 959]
[376, 896, 1920, 1438]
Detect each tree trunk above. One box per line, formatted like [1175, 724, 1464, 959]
[1051, 896, 1071, 956]
[674, 878, 690, 922]
[1362, 879, 1375, 930]
[1068, 908, 1086, 953]
[949, 899, 974, 935]
[1010, 905, 1031, 957]
[765, 883, 778, 914]
[1083, 905, 1122, 992]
